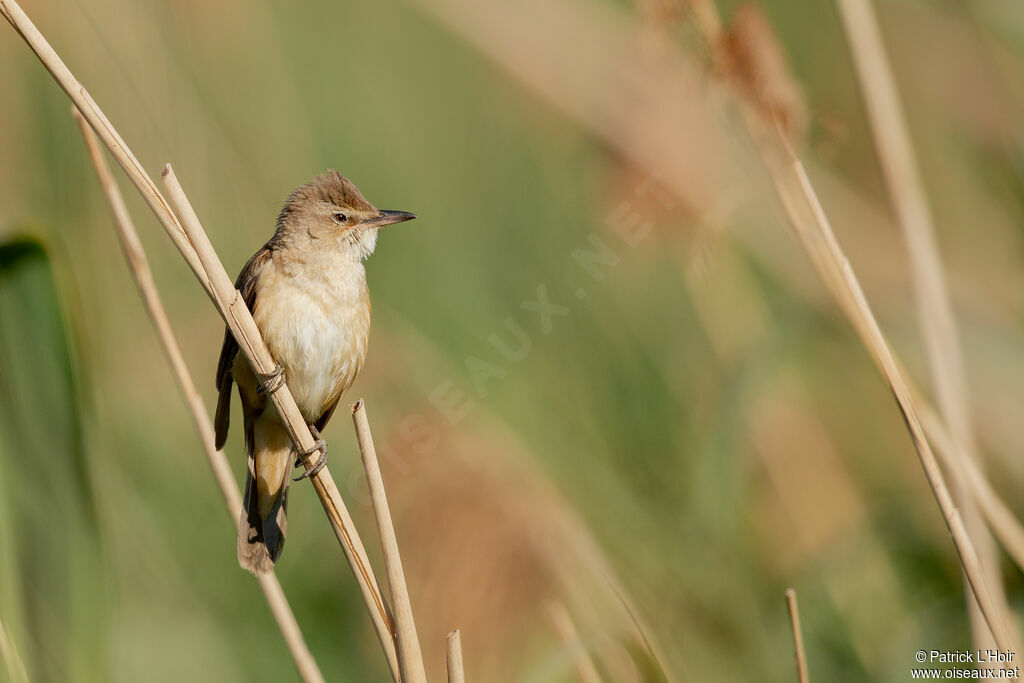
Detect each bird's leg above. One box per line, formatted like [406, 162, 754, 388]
[294, 424, 328, 481]
[257, 363, 286, 395]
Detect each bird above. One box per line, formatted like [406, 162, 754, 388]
[214, 170, 415, 576]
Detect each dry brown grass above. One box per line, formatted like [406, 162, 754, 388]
[717, 3, 806, 140]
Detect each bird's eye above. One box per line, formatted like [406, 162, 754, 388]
[332, 213, 348, 223]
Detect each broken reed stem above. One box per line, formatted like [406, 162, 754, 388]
[352, 399, 427, 683]
[784, 589, 809, 683]
[159, 166, 401, 682]
[446, 630, 466, 683]
[757, 129, 1013, 652]
[834, 0, 1009, 646]
[72, 109, 325, 683]
[0, 614, 29, 683]
[0, 3, 400, 678]
[546, 602, 603, 683]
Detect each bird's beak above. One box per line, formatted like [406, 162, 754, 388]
[363, 209, 417, 229]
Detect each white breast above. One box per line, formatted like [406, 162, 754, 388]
[253, 249, 370, 422]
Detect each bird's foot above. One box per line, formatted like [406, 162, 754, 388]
[294, 427, 327, 481]
[257, 364, 286, 395]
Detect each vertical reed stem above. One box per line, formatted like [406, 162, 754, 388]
[446, 629, 466, 683]
[785, 589, 809, 683]
[352, 399, 427, 683]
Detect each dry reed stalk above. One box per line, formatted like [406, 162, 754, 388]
[676, 0, 1017, 653]
[0, 2, 401, 678]
[833, 0, 1010, 647]
[756, 131, 1013, 652]
[417, 0, 1019, 653]
[446, 630, 466, 683]
[918, 402, 1024, 573]
[784, 589, 809, 683]
[419, 0, 1024, 659]
[159, 166, 401, 681]
[0, 613, 29, 683]
[546, 602, 603, 683]
[72, 109, 325, 683]
[717, 4, 806, 141]
[351, 399, 427, 683]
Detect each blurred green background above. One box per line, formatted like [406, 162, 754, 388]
[2, 0, 1024, 680]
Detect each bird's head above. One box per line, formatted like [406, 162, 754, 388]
[275, 169, 416, 259]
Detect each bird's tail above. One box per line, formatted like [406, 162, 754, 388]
[238, 417, 292, 576]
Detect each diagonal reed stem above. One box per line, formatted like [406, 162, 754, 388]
[72, 108, 325, 683]
[917, 400, 1024, 574]
[758, 129, 1013, 652]
[834, 0, 1011, 648]
[0, 613, 29, 683]
[784, 589, 809, 683]
[0, 1, 400, 678]
[699, 7, 1015, 651]
[160, 166, 401, 681]
[546, 602, 603, 683]
[352, 399, 427, 683]
[415, 0, 1019, 653]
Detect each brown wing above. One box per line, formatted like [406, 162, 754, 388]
[314, 399, 340, 434]
[214, 245, 274, 449]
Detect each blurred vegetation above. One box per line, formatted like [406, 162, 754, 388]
[1, 0, 1023, 681]
[0, 238, 105, 682]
